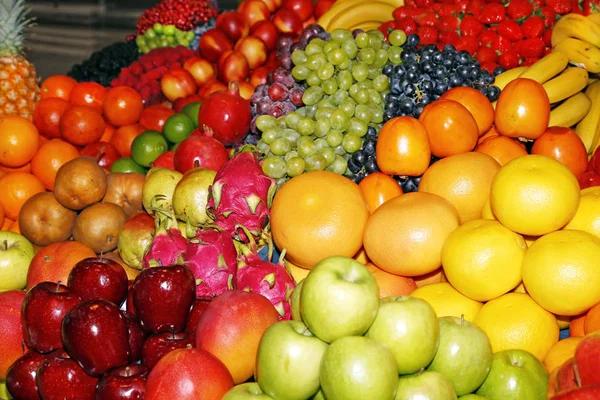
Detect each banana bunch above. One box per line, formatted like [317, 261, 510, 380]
[575, 80, 600, 155]
[551, 13, 600, 73]
[316, 0, 404, 32]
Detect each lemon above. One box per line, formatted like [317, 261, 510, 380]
[564, 188, 600, 239]
[481, 198, 495, 220]
[442, 219, 527, 302]
[543, 337, 583, 373]
[522, 229, 600, 316]
[490, 155, 580, 236]
[411, 282, 483, 322]
[474, 293, 559, 361]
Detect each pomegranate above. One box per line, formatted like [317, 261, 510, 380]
[174, 127, 229, 173]
[197, 81, 251, 146]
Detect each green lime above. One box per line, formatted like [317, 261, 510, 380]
[135, 35, 146, 47]
[164, 25, 177, 36]
[144, 28, 156, 40]
[170, 141, 180, 151]
[111, 157, 148, 174]
[181, 102, 201, 128]
[163, 113, 196, 143]
[131, 130, 170, 167]
[153, 23, 164, 34]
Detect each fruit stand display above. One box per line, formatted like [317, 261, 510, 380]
[1, 0, 600, 397]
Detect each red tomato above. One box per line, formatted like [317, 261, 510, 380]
[358, 172, 403, 213]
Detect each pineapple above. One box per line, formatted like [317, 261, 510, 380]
[0, 0, 40, 120]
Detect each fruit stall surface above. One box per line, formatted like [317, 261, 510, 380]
[0, 0, 600, 399]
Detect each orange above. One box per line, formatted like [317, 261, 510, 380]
[0, 115, 40, 168]
[584, 302, 600, 334]
[7, 220, 20, 234]
[270, 171, 369, 269]
[439, 86, 495, 135]
[110, 123, 146, 157]
[0, 172, 45, 220]
[363, 192, 460, 277]
[414, 268, 446, 288]
[0, 203, 4, 228]
[31, 139, 80, 190]
[365, 262, 417, 298]
[0, 163, 31, 174]
[544, 337, 583, 373]
[1, 218, 13, 230]
[475, 136, 528, 166]
[570, 313, 587, 337]
[418, 152, 501, 223]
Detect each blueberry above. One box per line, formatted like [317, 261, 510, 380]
[404, 84, 416, 96]
[443, 57, 454, 68]
[391, 78, 402, 93]
[469, 68, 481, 81]
[385, 100, 398, 112]
[457, 65, 470, 78]
[364, 139, 376, 155]
[457, 51, 471, 65]
[443, 44, 456, 53]
[406, 34, 420, 47]
[347, 158, 361, 173]
[382, 64, 394, 76]
[421, 80, 434, 92]
[414, 104, 425, 118]
[435, 67, 448, 80]
[493, 66, 505, 76]
[422, 61, 434, 73]
[421, 93, 432, 104]
[399, 98, 414, 113]
[365, 158, 379, 173]
[432, 52, 444, 64]
[480, 70, 494, 84]
[383, 110, 396, 122]
[486, 86, 501, 102]
[393, 65, 406, 76]
[366, 126, 377, 138]
[406, 70, 418, 83]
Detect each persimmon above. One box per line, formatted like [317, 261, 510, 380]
[478, 126, 500, 145]
[475, 136, 528, 166]
[358, 172, 403, 213]
[375, 116, 431, 176]
[440, 86, 494, 136]
[59, 105, 106, 146]
[33, 98, 71, 138]
[531, 127, 588, 179]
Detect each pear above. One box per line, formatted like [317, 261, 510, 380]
[172, 167, 217, 227]
[142, 167, 183, 214]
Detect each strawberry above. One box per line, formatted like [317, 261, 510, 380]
[543, 28, 553, 47]
[570, 0, 585, 14]
[540, 7, 558, 27]
[507, 0, 534, 19]
[415, 10, 440, 27]
[478, 30, 499, 47]
[439, 15, 460, 31]
[394, 17, 418, 35]
[465, 0, 485, 17]
[475, 46, 499, 64]
[492, 35, 514, 54]
[378, 20, 396, 38]
[417, 26, 439, 45]
[497, 20, 524, 41]
[517, 38, 545, 58]
[521, 16, 545, 38]
[460, 15, 485, 36]
[546, 0, 572, 13]
[478, 3, 506, 24]
[521, 57, 541, 66]
[439, 30, 460, 45]
[498, 52, 520, 69]
[414, 0, 434, 7]
[480, 62, 497, 74]
[432, 3, 458, 17]
[456, 0, 470, 11]
[393, 5, 414, 20]
[454, 35, 480, 54]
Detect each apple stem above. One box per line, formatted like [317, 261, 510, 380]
[574, 363, 582, 388]
[56, 281, 62, 292]
[194, 159, 200, 168]
[21, 340, 26, 355]
[126, 366, 131, 377]
[418, 368, 424, 376]
[460, 314, 465, 326]
[185, 344, 193, 350]
[2, 240, 7, 251]
[171, 327, 176, 340]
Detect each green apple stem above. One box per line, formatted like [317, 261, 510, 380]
[574, 363, 582, 388]
[460, 314, 465, 326]
[2, 240, 7, 251]
[418, 368, 424, 376]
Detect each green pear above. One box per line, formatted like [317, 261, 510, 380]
[172, 167, 216, 226]
[141, 167, 183, 214]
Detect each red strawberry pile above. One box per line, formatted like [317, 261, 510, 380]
[380, 0, 599, 73]
[580, 147, 600, 189]
[110, 46, 197, 105]
[135, 0, 218, 35]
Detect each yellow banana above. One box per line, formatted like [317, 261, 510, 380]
[576, 80, 600, 155]
[553, 37, 600, 73]
[551, 13, 600, 48]
[327, 2, 396, 31]
[542, 67, 589, 103]
[318, 0, 402, 30]
[518, 51, 569, 84]
[548, 92, 592, 128]
[349, 21, 383, 31]
[587, 12, 600, 26]
[493, 66, 528, 91]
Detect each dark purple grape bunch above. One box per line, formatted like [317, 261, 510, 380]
[275, 24, 330, 70]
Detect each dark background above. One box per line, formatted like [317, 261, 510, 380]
[25, 0, 236, 78]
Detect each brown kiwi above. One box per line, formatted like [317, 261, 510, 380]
[72, 202, 127, 254]
[102, 172, 145, 218]
[54, 156, 108, 211]
[18, 192, 77, 246]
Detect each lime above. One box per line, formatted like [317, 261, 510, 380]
[153, 23, 164, 34]
[111, 157, 148, 174]
[163, 113, 196, 143]
[170, 141, 180, 151]
[144, 28, 156, 40]
[164, 25, 177, 36]
[131, 130, 170, 167]
[181, 102, 201, 127]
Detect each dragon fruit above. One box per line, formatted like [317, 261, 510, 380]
[235, 230, 296, 320]
[206, 150, 277, 243]
[142, 207, 188, 268]
[184, 227, 238, 298]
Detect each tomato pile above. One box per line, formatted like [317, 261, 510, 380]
[379, 0, 597, 72]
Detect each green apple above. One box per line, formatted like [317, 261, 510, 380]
[395, 370, 458, 400]
[320, 336, 398, 400]
[290, 279, 304, 322]
[311, 390, 325, 400]
[366, 296, 439, 374]
[0, 380, 13, 399]
[300, 256, 379, 343]
[222, 382, 272, 400]
[476, 349, 548, 400]
[459, 395, 487, 399]
[256, 320, 328, 400]
[427, 316, 493, 396]
[0, 232, 35, 292]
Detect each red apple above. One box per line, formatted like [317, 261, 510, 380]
[574, 332, 600, 386]
[282, 0, 315, 21]
[216, 11, 250, 42]
[183, 57, 216, 87]
[61, 300, 130, 376]
[218, 50, 251, 82]
[6, 350, 45, 399]
[557, 358, 578, 393]
[145, 347, 234, 400]
[130, 265, 196, 334]
[185, 297, 212, 343]
[152, 150, 175, 170]
[272, 9, 303, 37]
[22, 282, 81, 353]
[173, 134, 229, 173]
[126, 280, 136, 316]
[550, 383, 600, 399]
[199, 28, 234, 63]
[250, 20, 279, 51]
[80, 141, 120, 171]
[123, 311, 145, 363]
[249, 66, 270, 87]
[234, 36, 268, 70]
[67, 257, 128, 306]
[36, 349, 98, 400]
[195, 290, 279, 384]
[95, 363, 148, 400]
[579, 171, 600, 189]
[142, 331, 195, 370]
[161, 68, 198, 103]
[0, 290, 26, 379]
[237, 0, 271, 28]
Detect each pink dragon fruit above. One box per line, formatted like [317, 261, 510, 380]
[142, 205, 188, 269]
[235, 231, 296, 320]
[206, 150, 277, 243]
[184, 227, 238, 298]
